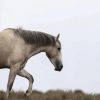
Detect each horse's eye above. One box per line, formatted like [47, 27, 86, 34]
[58, 47, 61, 51]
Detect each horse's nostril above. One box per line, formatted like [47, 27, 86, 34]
[59, 65, 63, 71]
[61, 65, 63, 69]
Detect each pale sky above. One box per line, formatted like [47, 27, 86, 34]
[0, 0, 100, 93]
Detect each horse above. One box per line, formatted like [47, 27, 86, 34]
[0, 28, 63, 97]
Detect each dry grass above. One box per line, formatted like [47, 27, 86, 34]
[0, 90, 100, 100]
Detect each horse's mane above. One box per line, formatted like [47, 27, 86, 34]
[11, 28, 56, 46]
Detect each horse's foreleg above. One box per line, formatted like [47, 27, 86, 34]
[18, 69, 34, 96]
[6, 67, 20, 98]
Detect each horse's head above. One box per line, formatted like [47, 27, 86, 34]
[46, 34, 63, 71]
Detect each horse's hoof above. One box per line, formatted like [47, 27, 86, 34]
[26, 90, 31, 96]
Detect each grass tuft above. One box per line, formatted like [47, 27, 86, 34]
[0, 90, 99, 100]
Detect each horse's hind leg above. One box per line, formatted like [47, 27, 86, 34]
[18, 69, 34, 96]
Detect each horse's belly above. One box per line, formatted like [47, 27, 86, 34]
[0, 65, 9, 69]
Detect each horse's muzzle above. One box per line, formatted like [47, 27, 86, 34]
[55, 65, 63, 71]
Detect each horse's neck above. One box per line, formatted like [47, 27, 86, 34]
[28, 45, 48, 58]
[33, 46, 45, 55]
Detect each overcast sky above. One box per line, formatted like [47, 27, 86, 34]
[0, 0, 100, 93]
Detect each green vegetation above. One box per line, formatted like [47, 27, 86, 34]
[0, 90, 100, 100]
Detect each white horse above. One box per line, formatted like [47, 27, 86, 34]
[0, 28, 63, 97]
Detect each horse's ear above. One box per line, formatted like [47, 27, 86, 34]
[56, 33, 60, 41]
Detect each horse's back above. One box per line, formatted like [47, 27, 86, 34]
[0, 29, 16, 51]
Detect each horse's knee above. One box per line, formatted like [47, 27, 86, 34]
[29, 74, 34, 83]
